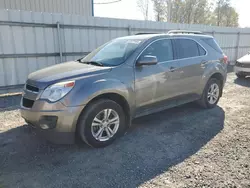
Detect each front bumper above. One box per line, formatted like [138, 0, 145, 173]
[234, 66, 250, 75]
[20, 99, 84, 144]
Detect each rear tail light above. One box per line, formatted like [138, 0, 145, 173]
[223, 54, 228, 64]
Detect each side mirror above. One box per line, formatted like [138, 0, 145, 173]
[136, 55, 158, 66]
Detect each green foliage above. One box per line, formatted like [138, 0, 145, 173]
[150, 0, 239, 27]
[214, 0, 239, 27]
[152, 0, 167, 21]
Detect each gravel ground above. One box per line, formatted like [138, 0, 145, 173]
[0, 73, 249, 188]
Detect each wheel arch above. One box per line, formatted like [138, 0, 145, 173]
[88, 92, 131, 125]
[75, 92, 132, 136]
[209, 72, 224, 97]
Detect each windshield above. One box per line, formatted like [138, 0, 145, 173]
[80, 38, 142, 66]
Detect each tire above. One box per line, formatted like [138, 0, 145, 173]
[198, 78, 222, 109]
[77, 99, 126, 148]
[236, 73, 246, 79]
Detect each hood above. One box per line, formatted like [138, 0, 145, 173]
[237, 54, 250, 64]
[27, 61, 112, 89]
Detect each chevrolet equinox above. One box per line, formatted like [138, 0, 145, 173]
[21, 30, 228, 148]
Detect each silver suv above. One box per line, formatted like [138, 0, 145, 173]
[21, 30, 228, 148]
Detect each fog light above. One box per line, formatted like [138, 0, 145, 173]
[39, 116, 58, 129]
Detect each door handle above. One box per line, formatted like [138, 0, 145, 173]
[169, 66, 176, 72]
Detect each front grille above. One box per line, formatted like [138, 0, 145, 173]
[26, 84, 39, 93]
[22, 98, 34, 108]
[235, 62, 250, 68]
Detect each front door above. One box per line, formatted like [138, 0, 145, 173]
[134, 39, 181, 116]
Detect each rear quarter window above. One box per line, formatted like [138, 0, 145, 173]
[198, 44, 206, 56]
[202, 38, 223, 54]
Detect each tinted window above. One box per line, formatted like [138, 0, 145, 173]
[198, 44, 206, 55]
[174, 39, 199, 59]
[140, 39, 173, 62]
[202, 38, 223, 53]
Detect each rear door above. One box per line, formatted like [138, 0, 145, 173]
[173, 38, 207, 102]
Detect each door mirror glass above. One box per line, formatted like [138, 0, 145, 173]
[136, 55, 158, 66]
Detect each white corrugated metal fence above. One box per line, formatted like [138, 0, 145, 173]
[0, 9, 250, 92]
[0, 0, 93, 16]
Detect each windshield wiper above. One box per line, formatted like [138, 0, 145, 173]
[80, 60, 103, 66]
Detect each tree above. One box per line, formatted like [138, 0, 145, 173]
[151, 0, 239, 27]
[137, 0, 150, 20]
[225, 7, 238, 27]
[183, 0, 196, 24]
[192, 0, 212, 24]
[216, 0, 230, 26]
[168, 0, 184, 23]
[174, 0, 211, 24]
[214, 0, 239, 27]
[152, 0, 167, 21]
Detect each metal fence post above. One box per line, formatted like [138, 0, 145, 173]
[57, 22, 63, 63]
[235, 32, 240, 61]
[212, 31, 215, 37]
[128, 26, 131, 35]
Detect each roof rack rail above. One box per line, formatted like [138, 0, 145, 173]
[167, 30, 203, 34]
[135, 33, 159, 35]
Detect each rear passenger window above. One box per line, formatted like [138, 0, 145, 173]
[174, 39, 200, 59]
[198, 44, 206, 55]
[140, 39, 173, 62]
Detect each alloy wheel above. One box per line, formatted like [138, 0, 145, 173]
[207, 83, 220, 104]
[91, 109, 120, 142]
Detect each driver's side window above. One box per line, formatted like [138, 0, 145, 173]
[140, 39, 174, 62]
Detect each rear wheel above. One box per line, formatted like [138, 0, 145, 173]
[236, 73, 246, 79]
[77, 99, 126, 148]
[198, 78, 222, 109]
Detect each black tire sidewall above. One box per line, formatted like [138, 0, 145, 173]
[78, 99, 126, 148]
[203, 78, 221, 108]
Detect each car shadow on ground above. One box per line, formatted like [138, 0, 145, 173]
[0, 103, 225, 188]
[234, 77, 250, 87]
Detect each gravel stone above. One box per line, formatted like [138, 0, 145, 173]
[0, 73, 249, 188]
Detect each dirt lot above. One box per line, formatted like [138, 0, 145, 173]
[0, 73, 249, 188]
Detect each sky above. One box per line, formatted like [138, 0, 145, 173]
[94, 0, 250, 28]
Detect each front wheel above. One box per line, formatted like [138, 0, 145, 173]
[198, 78, 222, 109]
[77, 99, 126, 148]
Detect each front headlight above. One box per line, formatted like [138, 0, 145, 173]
[40, 81, 75, 102]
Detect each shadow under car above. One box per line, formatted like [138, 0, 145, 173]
[0, 103, 225, 188]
